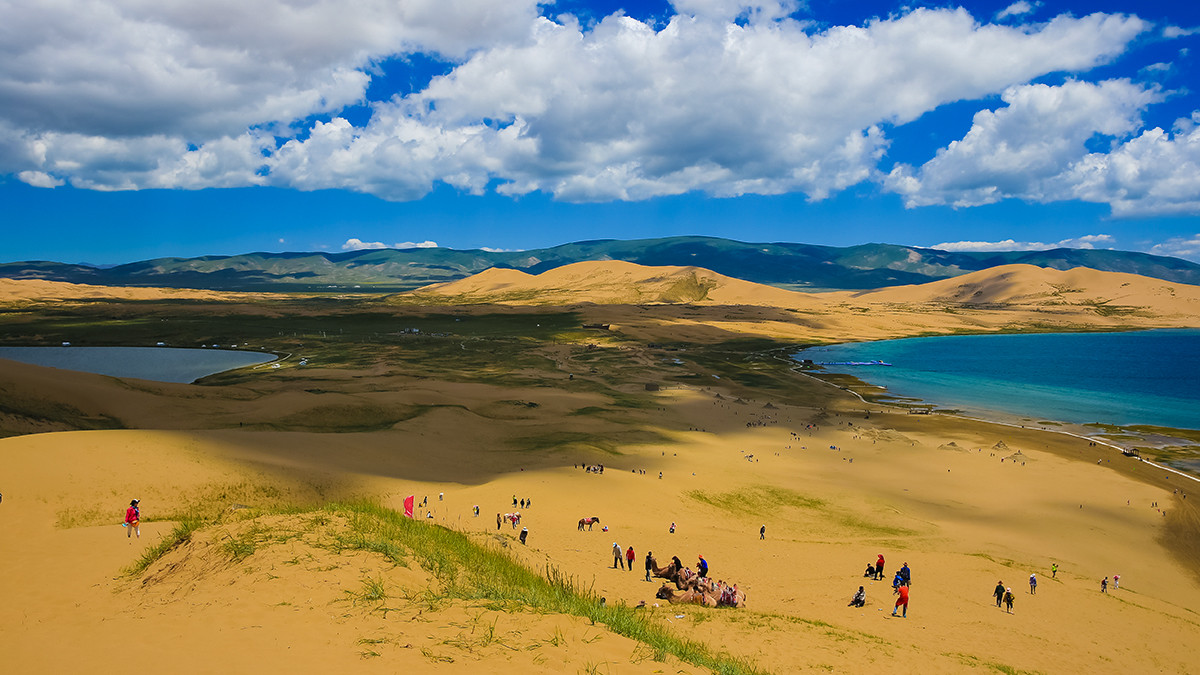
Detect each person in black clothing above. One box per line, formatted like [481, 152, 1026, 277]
[644, 551, 654, 581]
[993, 581, 1005, 607]
[899, 562, 911, 587]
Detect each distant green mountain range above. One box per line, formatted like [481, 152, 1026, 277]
[3, 236, 1198, 292]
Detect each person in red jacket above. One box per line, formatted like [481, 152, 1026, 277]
[625, 545, 635, 572]
[875, 553, 885, 581]
[124, 499, 140, 539]
[892, 583, 908, 618]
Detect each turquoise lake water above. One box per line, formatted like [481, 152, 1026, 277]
[798, 329, 1200, 430]
[0, 346, 275, 383]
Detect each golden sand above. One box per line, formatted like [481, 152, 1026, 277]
[2, 263, 1199, 673]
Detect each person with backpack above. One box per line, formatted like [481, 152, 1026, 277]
[1003, 587, 1015, 613]
[124, 499, 140, 539]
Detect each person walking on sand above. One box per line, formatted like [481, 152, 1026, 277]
[1113, 573, 1120, 589]
[1101, 577, 1108, 593]
[669, 521, 676, 534]
[899, 562, 911, 587]
[892, 584, 909, 618]
[613, 543, 625, 569]
[496, 513, 501, 530]
[760, 524, 766, 540]
[875, 554, 885, 581]
[626, 545, 635, 572]
[1003, 587, 1015, 613]
[644, 551, 654, 581]
[1029, 573, 1037, 595]
[124, 499, 140, 539]
[519, 527, 528, 545]
[1051, 563, 1058, 579]
[994, 581, 1005, 607]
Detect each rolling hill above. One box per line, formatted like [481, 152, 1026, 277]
[2, 236, 1198, 292]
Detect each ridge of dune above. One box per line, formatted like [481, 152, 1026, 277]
[408, 260, 821, 307]
[0, 277, 247, 303]
[841, 263, 1200, 311]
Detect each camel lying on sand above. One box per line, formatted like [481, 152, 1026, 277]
[656, 584, 716, 607]
[578, 516, 600, 531]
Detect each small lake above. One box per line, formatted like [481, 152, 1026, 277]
[0, 346, 276, 384]
[798, 329, 1200, 430]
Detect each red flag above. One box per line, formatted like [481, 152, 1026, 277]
[403, 495, 414, 518]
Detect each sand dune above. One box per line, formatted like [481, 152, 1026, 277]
[3, 262, 1200, 673]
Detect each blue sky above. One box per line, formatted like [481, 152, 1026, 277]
[1, 0, 1199, 264]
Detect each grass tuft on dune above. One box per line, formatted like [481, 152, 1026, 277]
[129, 501, 766, 675]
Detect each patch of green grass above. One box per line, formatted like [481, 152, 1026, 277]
[55, 505, 111, 529]
[945, 652, 1044, 674]
[124, 515, 204, 576]
[323, 501, 765, 674]
[686, 486, 825, 516]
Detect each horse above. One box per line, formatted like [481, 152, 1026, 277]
[578, 516, 601, 531]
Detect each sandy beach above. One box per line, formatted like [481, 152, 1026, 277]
[2, 266, 1199, 673]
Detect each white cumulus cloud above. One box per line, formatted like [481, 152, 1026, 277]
[342, 238, 438, 251]
[270, 8, 1149, 202]
[1149, 234, 1200, 261]
[886, 79, 1161, 208]
[932, 234, 1116, 252]
[11, 1, 1200, 218]
[996, 2, 1039, 20]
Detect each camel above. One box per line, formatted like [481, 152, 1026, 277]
[646, 555, 679, 580]
[578, 516, 600, 531]
[656, 584, 716, 607]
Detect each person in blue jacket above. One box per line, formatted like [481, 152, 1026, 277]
[697, 555, 709, 578]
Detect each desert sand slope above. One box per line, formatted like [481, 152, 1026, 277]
[2, 382, 1199, 674]
[0, 277, 258, 303]
[408, 260, 823, 308]
[841, 263, 1200, 314]
[403, 261, 1200, 344]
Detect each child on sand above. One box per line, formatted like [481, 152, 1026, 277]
[124, 499, 140, 539]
